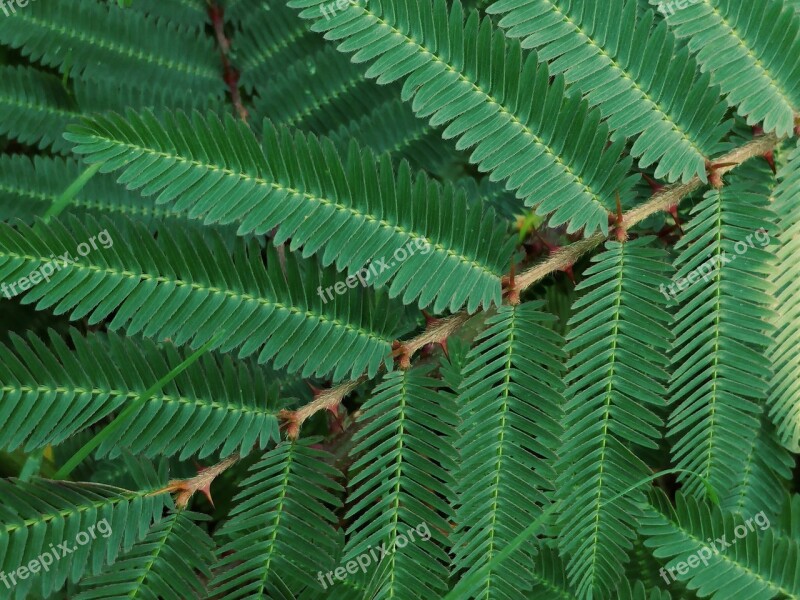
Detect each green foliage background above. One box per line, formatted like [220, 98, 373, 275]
[0, 0, 798, 598]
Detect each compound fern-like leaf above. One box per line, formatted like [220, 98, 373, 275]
[556, 236, 672, 598]
[0, 0, 223, 98]
[723, 415, 792, 518]
[488, 0, 731, 182]
[74, 511, 215, 600]
[344, 366, 457, 598]
[0, 216, 402, 381]
[289, 0, 635, 235]
[0, 155, 223, 232]
[642, 490, 800, 599]
[0, 478, 168, 600]
[668, 162, 777, 498]
[251, 45, 396, 135]
[768, 140, 800, 451]
[66, 110, 515, 312]
[0, 328, 283, 459]
[656, 0, 800, 136]
[0, 66, 78, 154]
[210, 439, 343, 599]
[451, 301, 566, 599]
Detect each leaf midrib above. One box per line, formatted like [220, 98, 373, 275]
[4, 485, 156, 534]
[540, 1, 708, 157]
[78, 135, 498, 277]
[360, 6, 608, 212]
[585, 244, 625, 592]
[698, 1, 796, 110]
[0, 248, 392, 344]
[20, 13, 219, 83]
[1, 384, 277, 418]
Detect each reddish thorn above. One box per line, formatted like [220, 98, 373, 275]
[306, 381, 324, 397]
[419, 311, 449, 359]
[667, 204, 683, 235]
[502, 255, 521, 304]
[207, 3, 224, 23]
[705, 160, 726, 189]
[763, 150, 777, 174]
[534, 230, 559, 253]
[189, 462, 217, 507]
[421, 309, 437, 329]
[534, 232, 574, 279]
[199, 483, 215, 507]
[326, 406, 345, 434]
[749, 128, 776, 172]
[642, 173, 664, 194]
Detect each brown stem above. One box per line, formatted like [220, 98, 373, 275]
[280, 378, 366, 439]
[280, 132, 782, 435]
[152, 453, 240, 509]
[208, 1, 248, 122]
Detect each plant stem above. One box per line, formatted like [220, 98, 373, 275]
[43, 162, 102, 223]
[283, 132, 782, 436]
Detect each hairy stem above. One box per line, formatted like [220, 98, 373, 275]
[283, 132, 781, 437]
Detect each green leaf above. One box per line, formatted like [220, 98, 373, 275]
[0, 66, 78, 154]
[65, 109, 515, 312]
[250, 45, 396, 135]
[451, 301, 567, 599]
[768, 140, 800, 451]
[556, 236, 673, 598]
[668, 161, 778, 499]
[0, 477, 169, 600]
[0, 0, 223, 98]
[655, 0, 800, 136]
[641, 490, 800, 599]
[210, 439, 344, 599]
[288, 0, 635, 235]
[488, 0, 732, 182]
[0, 216, 402, 381]
[74, 511, 216, 600]
[345, 366, 458, 598]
